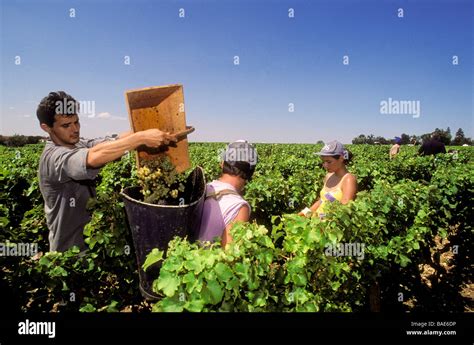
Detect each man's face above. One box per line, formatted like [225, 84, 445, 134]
[44, 114, 81, 147]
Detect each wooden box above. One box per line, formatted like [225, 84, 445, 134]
[125, 84, 191, 172]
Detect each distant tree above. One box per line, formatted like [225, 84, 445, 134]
[352, 134, 367, 144]
[420, 128, 451, 146]
[374, 136, 389, 145]
[0, 134, 43, 147]
[451, 128, 468, 145]
[352, 129, 470, 146]
[432, 127, 451, 145]
[446, 127, 452, 145]
[400, 133, 410, 145]
[316, 140, 324, 145]
[9, 135, 26, 146]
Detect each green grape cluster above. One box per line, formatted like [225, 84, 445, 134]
[136, 156, 187, 204]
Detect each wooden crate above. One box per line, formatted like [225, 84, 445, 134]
[125, 84, 191, 172]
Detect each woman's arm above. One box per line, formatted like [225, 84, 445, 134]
[297, 199, 321, 216]
[222, 205, 250, 248]
[341, 174, 357, 204]
[299, 173, 330, 215]
[309, 199, 322, 212]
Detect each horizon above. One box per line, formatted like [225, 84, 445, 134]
[0, 133, 467, 146]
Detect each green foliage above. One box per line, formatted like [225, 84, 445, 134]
[144, 144, 473, 312]
[1, 143, 472, 312]
[1, 148, 142, 312]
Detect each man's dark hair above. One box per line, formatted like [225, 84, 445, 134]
[36, 91, 79, 127]
[222, 161, 255, 181]
[220, 141, 258, 181]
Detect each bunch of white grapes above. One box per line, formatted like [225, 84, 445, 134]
[136, 156, 186, 204]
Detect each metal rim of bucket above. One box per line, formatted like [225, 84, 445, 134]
[119, 166, 205, 209]
[139, 283, 160, 301]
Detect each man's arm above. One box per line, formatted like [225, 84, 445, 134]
[86, 129, 176, 168]
[222, 205, 250, 248]
[118, 131, 133, 139]
[84, 131, 134, 148]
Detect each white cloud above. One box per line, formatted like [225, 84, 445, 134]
[85, 111, 126, 121]
[97, 112, 111, 119]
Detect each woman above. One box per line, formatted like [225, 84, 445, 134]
[389, 137, 402, 159]
[299, 140, 357, 218]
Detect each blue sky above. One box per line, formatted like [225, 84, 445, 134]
[1, 0, 472, 143]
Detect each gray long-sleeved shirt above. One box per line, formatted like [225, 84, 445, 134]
[38, 137, 114, 252]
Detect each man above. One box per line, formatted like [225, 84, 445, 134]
[389, 137, 402, 159]
[197, 140, 258, 248]
[418, 133, 446, 156]
[37, 91, 178, 252]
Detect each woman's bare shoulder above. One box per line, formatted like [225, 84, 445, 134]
[343, 173, 357, 183]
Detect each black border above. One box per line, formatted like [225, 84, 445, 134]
[0, 312, 472, 345]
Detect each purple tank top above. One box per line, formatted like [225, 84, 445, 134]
[197, 180, 250, 243]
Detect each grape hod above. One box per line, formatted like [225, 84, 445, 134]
[122, 84, 205, 300]
[121, 167, 206, 300]
[125, 84, 193, 173]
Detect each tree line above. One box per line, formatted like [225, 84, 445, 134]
[352, 128, 471, 146]
[0, 135, 46, 147]
[1, 128, 471, 147]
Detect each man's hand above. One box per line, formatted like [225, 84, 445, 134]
[87, 129, 177, 168]
[140, 129, 178, 148]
